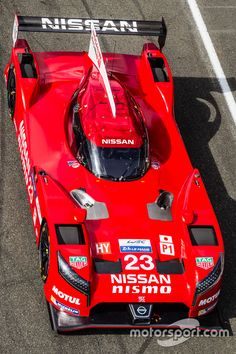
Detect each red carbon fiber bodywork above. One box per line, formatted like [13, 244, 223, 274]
[5, 38, 224, 327]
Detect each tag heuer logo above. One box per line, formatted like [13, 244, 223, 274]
[69, 256, 88, 270]
[196, 257, 214, 270]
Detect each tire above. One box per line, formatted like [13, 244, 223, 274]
[7, 67, 16, 118]
[39, 222, 50, 282]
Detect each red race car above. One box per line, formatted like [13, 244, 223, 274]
[5, 15, 227, 332]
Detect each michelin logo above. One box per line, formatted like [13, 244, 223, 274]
[119, 239, 152, 253]
[51, 296, 79, 316]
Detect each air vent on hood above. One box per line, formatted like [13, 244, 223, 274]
[157, 191, 173, 210]
[71, 189, 109, 220]
[55, 225, 85, 245]
[156, 259, 184, 274]
[94, 258, 122, 274]
[147, 191, 173, 221]
[189, 226, 218, 246]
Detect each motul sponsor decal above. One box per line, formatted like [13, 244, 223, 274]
[159, 235, 175, 256]
[95, 242, 111, 254]
[119, 239, 152, 253]
[102, 139, 135, 145]
[198, 290, 220, 307]
[111, 274, 171, 294]
[52, 285, 80, 305]
[41, 18, 138, 33]
[51, 296, 79, 316]
[69, 256, 88, 270]
[196, 257, 214, 270]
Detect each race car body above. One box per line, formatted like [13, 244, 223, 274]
[4, 15, 225, 332]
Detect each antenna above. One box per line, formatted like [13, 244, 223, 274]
[110, 39, 117, 78]
[88, 22, 116, 117]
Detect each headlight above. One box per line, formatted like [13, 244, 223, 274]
[57, 311, 88, 329]
[192, 254, 223, 305]
[58, 251, 90, 305]
[196, 254, 223, 294]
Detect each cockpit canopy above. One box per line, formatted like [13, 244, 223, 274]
[72, 70, 149, 181]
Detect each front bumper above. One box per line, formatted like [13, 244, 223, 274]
[47, 301, 232, 334]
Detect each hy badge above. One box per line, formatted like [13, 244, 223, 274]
[69, 256, 88, 270]
[95, 242, 111, 255]
[196, 257, 214, 270]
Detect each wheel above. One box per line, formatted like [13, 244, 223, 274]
[39, 222, 50, 282]
[7, 67, 16, 118]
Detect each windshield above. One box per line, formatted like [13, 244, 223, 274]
[78, 138, 148, 181]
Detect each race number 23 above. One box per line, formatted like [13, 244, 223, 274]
[124, 254, 154, 270]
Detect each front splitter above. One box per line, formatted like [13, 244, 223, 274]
[47, 302, 232, 335]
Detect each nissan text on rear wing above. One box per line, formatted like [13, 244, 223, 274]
[12, 15, 167, 50]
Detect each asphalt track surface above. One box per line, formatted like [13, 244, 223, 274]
[0, 0, 236, 353]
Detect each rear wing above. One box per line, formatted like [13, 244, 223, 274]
[12, 15, 167, 51]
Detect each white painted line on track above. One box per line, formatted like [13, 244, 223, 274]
[187, 0, 236, 126]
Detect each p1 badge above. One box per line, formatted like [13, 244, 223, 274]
[119, 239, 152, 253]
[159, 235, 175, 256]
